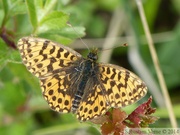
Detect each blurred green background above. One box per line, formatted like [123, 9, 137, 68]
[0, 0, 180, 135]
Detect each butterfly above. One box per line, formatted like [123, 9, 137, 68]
[17, 36, 147, 121]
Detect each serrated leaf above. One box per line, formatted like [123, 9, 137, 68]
[35, 0, 58, 21]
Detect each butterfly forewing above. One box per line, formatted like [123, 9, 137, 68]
[18, 37, 82, 78]
[98, 63, 147, 108]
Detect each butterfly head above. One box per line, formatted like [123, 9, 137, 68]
[87, 48, 98, 61]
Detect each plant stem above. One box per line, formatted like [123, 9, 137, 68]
[135, 0, 177, 128]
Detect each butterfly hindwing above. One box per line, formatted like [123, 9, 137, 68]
[41, 71, 78, 113]
[76, 78, 108, 121]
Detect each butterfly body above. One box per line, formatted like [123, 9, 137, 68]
[18, 37, 147, 121]
[72, 57, 98, 113]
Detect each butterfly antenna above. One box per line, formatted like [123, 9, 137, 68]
[100, 43, 128, 52]
[67, 23, 90, 52]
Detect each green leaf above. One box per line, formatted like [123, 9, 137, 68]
[25, 0, 38, 30]
[35, 0, 58, 22]
[1, 0, 10, 26]
[38, 33, 74, 45]
[39, 26, 85, 38]
[58, 26, 86, 38]
[2, 0, 9, 16]
[37, 26, 85, 45]
[38, 11, 69, 33]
